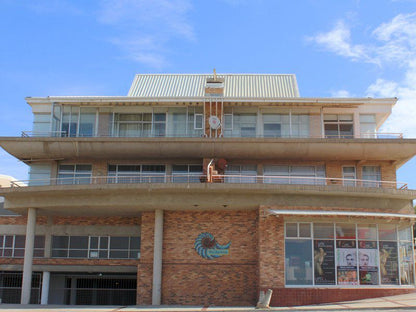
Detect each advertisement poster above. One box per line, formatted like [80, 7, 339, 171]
[358, 241, 378, 285]
[314, 240, 335, 285]
[336, 240, 358, 285]
[379, 241, 399, 285]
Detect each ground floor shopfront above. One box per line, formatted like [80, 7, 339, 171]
[0, 206, 415, 306]
[136, 207, 416, 306]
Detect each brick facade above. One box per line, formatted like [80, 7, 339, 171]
[137, 210, 258, 306]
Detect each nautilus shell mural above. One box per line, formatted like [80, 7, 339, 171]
[194, 232, 231, 260]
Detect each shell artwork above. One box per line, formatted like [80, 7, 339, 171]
[194, 232, 231, 260]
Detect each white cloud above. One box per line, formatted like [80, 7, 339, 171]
[310, 13, 416, 137]
[307, 21, 373, 63]
[97, 0, 194, 68]
[330, 90, 354, 98]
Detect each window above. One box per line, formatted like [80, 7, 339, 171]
[225, 165, 257, 183]
[60, 106, 97, 137]
[172, 164, 203, 183]
[194, 114, 203, 130]
[360, 114, 376, 138]
[378, 224, 399, 285]
[58, 164, 92, 185]
[108, 164, 166, 183]
[33, 114, 51, 136]
[223, 113, 257, 137]
[263, 165, 325, 185]
[261, 114, 310, 138]
[285, 222, 415, 287]
[29, 164, 51, 186]
[362, 166, 381, 187]
[285, 223, 313, 285]
[0, 235, 45, 258]
[342, 166, 356, 186]
[115, 113, 166, 137]
[51, 235, 140, 259]
[324, 114, 354, 138]
[262, 114, 283, 137]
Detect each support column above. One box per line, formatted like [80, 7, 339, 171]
[21, 208, 37, 304]
[40, 272, 50, 304]
[70, 277, 77, 305]
[152, 209, 163, 305]
[320, 107, 325, 138]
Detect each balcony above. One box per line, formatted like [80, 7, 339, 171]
[20, 130, 404, 139]
[1, 174, 414, 216]
[7, 174, 408, 190]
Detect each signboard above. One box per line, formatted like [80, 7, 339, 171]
[314, 240, 335, 285]
[358, 241, 378, 285]
[379, 241, 399, 285]
[336, 240, 358, 285]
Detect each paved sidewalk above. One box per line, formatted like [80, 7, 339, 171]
[1, 293, 416, 311]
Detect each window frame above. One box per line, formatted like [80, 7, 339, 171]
[284, 222, 415, 288]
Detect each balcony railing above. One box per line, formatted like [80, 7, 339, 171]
[20, 131, 404, 139]
[7, 175, 408, 190]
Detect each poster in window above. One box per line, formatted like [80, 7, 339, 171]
[336, 240, 358, 285]
[314, 240, 335, 285]
[358, 241, 378, 285]
[379, 241, 399, 285]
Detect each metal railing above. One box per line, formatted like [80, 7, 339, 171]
[20, 130, 404, 139]
[8, 174, 408, 190]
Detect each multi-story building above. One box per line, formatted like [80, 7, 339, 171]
[0, 73, 415, 307]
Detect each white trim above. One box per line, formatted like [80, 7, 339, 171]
[270, 209, 416, 219]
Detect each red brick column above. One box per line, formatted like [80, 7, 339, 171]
[136, 211, 155, 305]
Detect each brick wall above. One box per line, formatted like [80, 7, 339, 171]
[137, 210, 258, 306]
[266, 288, 416, 307]
[258, 208, 284, 289]
[136, 211, 155, 305]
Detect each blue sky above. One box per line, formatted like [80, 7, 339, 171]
[0, 0, 415, 188]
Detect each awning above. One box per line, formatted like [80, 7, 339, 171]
[269, 209, 416, 220]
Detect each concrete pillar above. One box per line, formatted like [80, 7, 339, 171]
[353, 111, 360, 138]
[70, 277, 77, 305]
[21, 208, 37, 304]
[152, 209, 163, 305]
[40, 272, 50, 304]
[320, 107, 325, 138]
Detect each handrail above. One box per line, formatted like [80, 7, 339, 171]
[20, 131, 405, 139]
[6, 174, 408, 190]
[21, 131, 68, 137]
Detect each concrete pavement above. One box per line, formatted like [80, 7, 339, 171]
[0, 293, 416, 311]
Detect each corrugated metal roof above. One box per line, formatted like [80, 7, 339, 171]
[127, 74, 300, 98]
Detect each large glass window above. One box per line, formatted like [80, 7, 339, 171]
[57, 164, 92, 185]
[223, 113, 257, 137]
[262, 114, 309, 138]
[362, 166, 381, 187]
[285, 222, 414, 287]
[285, 223, 313, 285]
[172, 164, 203, 183]
[51, 235, 140, 259]
[324, 114, 354, 138]
[60, 106, 97, 137]
[224, 165, 257, 183]
[342, 166, 356, 186]
[360, 114, 376, 138]
[115, 113, 166, 137]
[0, 235, 44, 258]
[263, 165, 325, 185]
[108, 164, 166, 183]
[33, 114, 51, 137]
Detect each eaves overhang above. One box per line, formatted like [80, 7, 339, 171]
[25, 96, 397, 107]
[0, 137, 415, 167]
